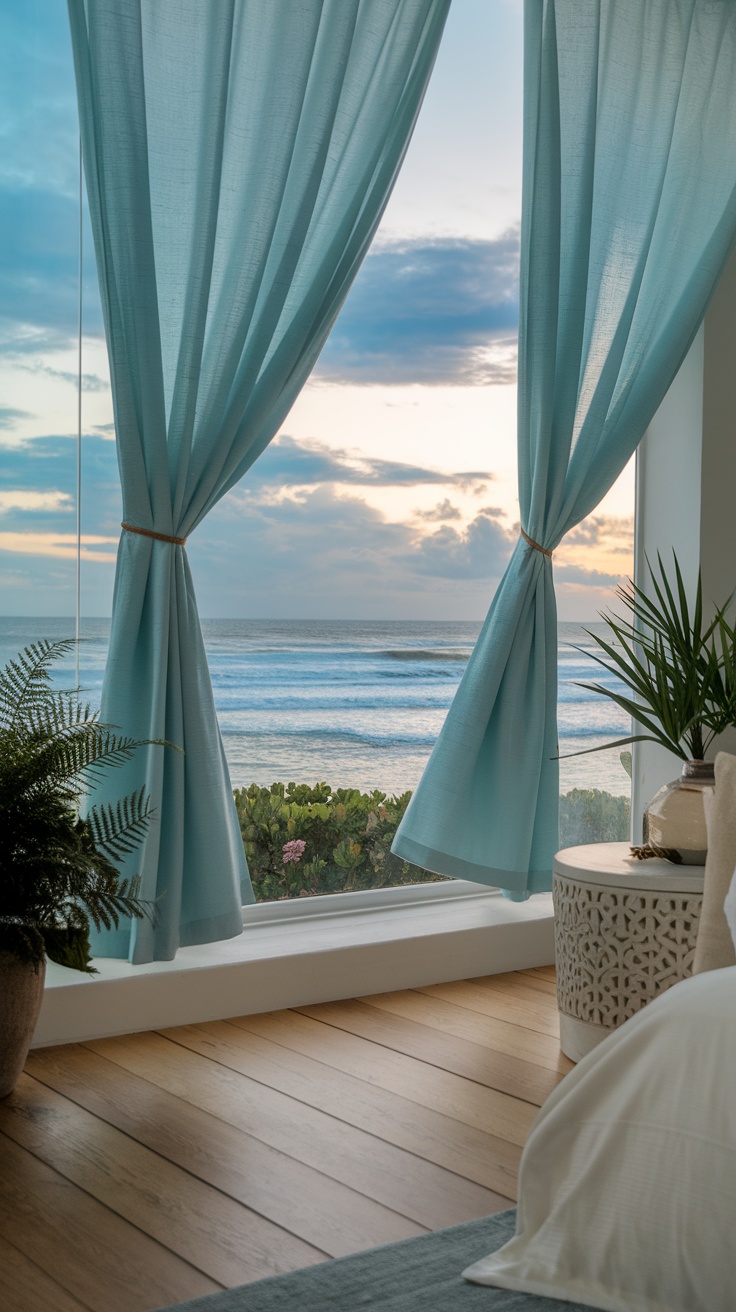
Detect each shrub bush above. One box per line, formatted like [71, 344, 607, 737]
[233, 781, 446, 901]
[234, 782, 632, 901]
[559, 788, 630, 848]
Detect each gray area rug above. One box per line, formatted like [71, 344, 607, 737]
[160, 1208, 599, 1311]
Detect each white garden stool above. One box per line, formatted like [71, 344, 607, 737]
[553, 842, 704, 1062]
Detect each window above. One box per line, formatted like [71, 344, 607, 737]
[3, 0, 631, 911]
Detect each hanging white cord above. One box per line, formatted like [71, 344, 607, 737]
[76, 134, 83, 691]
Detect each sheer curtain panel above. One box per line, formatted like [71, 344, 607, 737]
[394, 0, 736, 896]
[68, 0, 450, 961]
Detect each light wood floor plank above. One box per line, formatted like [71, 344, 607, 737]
[469, 972, 560, 1004]
[0, 1234, 92, 1312]
[295, 998, 560, 1105]
[416, 979, 561, 1036]
[86, 1029, 511, 1225]
[0, 1074, 326, 1286]
[528, 965, 557, 980]
[224, 1009, 539, 1143]
[359, 989, 572, 1073]
[0, 1131, 219, 1312]
[159, 1020, 523, 1198]
[510, 970, 558, 994]
[25, 1043, 423, 1258]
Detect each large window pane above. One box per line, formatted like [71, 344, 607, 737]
[3, 1, 631, 904]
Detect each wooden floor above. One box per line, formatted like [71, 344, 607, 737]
[0, 967, 571, 1312]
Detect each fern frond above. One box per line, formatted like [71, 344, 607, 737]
[86, 788, 155, 860]
[0, 639, 76, 731]
[37, 725, 142, 784]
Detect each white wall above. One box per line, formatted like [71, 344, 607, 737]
[632, 247, 736, 838]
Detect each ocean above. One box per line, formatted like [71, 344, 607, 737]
[0, 617, 631, 799]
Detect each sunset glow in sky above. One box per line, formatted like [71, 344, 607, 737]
[1, 0, 633, 620]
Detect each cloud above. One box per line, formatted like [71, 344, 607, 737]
[187, 482, 516, 618]
[0, 434, 121, 535]
[247, 434, 492, 492]
[0, 179, 103, 356]
[409, 507, 515, 579]
[0, 532, 117, 562]
[0, 185, 103, 344]
[564, 515, 635, 555]
[555, 563, 623, 588]
[554, 514, 634, 596]
[0, 436, 121, 613]
[0, 406, 30, 431]
[0, 431, 513, 617]
[33, 365, 109, 393]
[201, 485, 412, 583]
[0, 318, 75, 358]
[415, 499, 462, 522]
[0, 490, 72, 514]
[315, 232, 520, 386]
[0, 202, 519, 392]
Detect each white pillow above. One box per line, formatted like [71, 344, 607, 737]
[463, 967, 736, 1311]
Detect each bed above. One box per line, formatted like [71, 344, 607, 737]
[463, 964, 736, 1310]
[463, 750, 736, 1311]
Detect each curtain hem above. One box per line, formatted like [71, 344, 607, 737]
[177, 909, 245, 950]
[393, 833, 553, 894]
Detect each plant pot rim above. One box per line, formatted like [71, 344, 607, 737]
[680, 759, 715, 781]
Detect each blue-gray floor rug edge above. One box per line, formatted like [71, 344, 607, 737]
[157, 1207, 599, 1311]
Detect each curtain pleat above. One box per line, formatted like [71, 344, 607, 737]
[68, 0, 450, 961]
[393, 0, 736, 896]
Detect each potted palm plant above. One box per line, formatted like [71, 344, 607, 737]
[0, 639, 159, 1097]
[571, 553, 736, 863]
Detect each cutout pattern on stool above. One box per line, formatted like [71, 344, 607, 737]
[553, 874, 702, 1030]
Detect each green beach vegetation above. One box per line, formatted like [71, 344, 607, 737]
[233, 782, 439, 901]
[559, 787, 630, 848]
[234, 781, 631, 901]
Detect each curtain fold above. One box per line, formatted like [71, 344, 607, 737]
[68, 0, 450, 961]
[393, 0, 736, 896]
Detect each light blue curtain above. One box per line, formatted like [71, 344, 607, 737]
[68, 0, 450, 961]
[394, 0, 736, 896]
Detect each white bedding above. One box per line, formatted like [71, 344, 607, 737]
[463, 967, 736, 1311]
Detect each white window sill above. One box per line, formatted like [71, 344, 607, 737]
[34, 880, 554, 1048]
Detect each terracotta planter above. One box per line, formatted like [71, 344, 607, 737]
[0, 951, 46, 1098]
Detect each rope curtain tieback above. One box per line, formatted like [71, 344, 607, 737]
[520, 527, 553, 558]
[121, 522, 187, 546]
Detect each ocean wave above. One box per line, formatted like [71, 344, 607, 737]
[381, 649, 470, 662]
[559, 665, 627, 682]
[217, 695, 451, 712]
[212, 673, 463, 694]
[558, 726, 631, 740]
[557, 688, 627, 705]
[221, 726, 439, 748]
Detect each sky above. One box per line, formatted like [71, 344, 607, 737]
[0, 0, 634, 621]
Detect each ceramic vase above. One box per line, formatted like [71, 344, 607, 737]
[643, 759, 715, 865]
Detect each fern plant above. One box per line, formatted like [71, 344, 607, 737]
[0, 639, 158, 972]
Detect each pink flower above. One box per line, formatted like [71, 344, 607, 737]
[282, 839, 306, 865]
